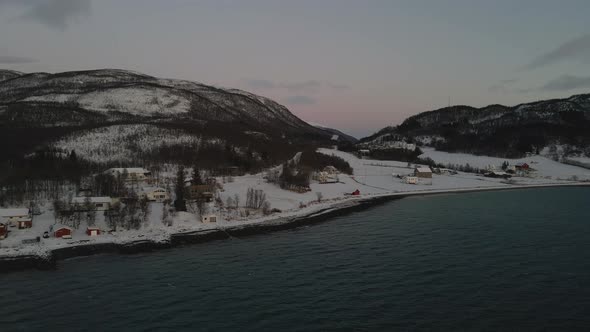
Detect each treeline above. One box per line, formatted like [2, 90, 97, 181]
[299, 150, 353, 174]
[417, 157, 483, 174]
[363, 148, 422, 163]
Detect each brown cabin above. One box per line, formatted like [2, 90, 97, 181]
[189, 184, 215, 202]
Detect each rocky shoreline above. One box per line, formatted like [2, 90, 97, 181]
[0, 195, 399, 273]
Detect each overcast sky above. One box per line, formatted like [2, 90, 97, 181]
[1, 0, 590, 137]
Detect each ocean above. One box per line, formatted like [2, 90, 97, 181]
[1, 187, 590, 331]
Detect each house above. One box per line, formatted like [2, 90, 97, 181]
[86, 227, 101, 237]
[201, 214, 217, 223]
[315, 171, 338, 184]
[72, 197, 112, 211]
[323, 166, 339, 175]
[351, 189, 361, 196]
[484, 171, 511, 179]
[359, 149, 370, 155]
[104, 168, 151, 182]
[53, 226, 73, 239]
[0, 208, 30, 225]
[17, 218, 33, 229]
[414, 167, 433, 178]
[434, 168, 456, 175]
[141, 187, 169, 202]
[205, 177, 218, 186]
[0, 223, 7, 240]
[189, 184, 215, 202]
[515, 162, 530, 170]
[405, 176, 418, 184]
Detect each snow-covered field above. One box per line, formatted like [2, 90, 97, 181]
[419, 147, 590, 181]
[2, 148, 589, 259]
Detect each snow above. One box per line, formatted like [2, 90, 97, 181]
[71, 197, 112, 204]
[23, 86, 191, 115]
[0, 208, 29, 218]
[105, 168, 150, 175]
[51, 125, 205, 164]
[419, 147, 590, 181]
[2, 149, 589, 259]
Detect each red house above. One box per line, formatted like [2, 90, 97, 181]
[0, 223, 7, 239]
[351, 189, 361, 196]
[86, 227, 101, 237]
[54, 226, 73, 239]
[515, 162, 530, 170]
[17, 218, 32, 229]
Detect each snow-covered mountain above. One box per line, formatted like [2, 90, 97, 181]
[363, 94, 590, 158]
[0, 69, 22, 82]
[0, 69, 360, 165]
[0, 69, 329, 135]
[307, 122, 358, 143]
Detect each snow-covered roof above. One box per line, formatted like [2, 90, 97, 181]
[53, 224, 73, 231]
[142, 186, 167, 193]
[490, 171, 509, 176]
[105, 167, 150, 174]
[331, 134, 339, 141]
[415, 167, 432, 173]
[72, 197, 112, 204]
[0, 208, 29, 217]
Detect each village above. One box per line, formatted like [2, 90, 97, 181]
[1, 147, 590, 257]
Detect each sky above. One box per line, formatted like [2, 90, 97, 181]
[1, 0, 590, 138]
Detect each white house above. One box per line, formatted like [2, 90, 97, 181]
[0, 208, 30, 225]
[141, 187, 169, 202]
[72, 197, 113, 211]
[104, 168, 151, 182]
[201, 214, 217, 223]
[405, 176, 418, 184]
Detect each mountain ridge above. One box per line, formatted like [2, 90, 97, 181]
[361, 93, 590, 158]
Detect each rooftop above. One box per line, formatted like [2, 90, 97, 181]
[0, 208, 30, 217]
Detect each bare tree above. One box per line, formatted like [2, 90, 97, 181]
[262, 201, 272, 215]
[233, 193, 240, 209]
[315, 192, 323, 203]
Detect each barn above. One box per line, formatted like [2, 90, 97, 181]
[414, 167, 433, 178]
[54, 226, 73, 239]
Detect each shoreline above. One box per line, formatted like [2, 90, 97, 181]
[1, 182, 589, 273]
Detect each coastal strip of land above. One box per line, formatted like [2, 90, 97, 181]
[2, 182, 589, 273]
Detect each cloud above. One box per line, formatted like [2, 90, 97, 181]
[0, 0, 91, 30]
[0, 55, 38, 64]
[244, 79, 348, 93]
[525, 34, 590, 70]
[283, 95, 316, 105]
[541, 75, 590, 91]
[488, 78, 518, 93]
[244, 79, 276, 89]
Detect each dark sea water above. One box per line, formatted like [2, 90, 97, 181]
[2, 187, 590, 331]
